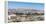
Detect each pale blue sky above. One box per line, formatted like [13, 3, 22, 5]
[8, 1, 44, 10]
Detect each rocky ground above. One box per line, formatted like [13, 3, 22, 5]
[8, 14, 44, 23]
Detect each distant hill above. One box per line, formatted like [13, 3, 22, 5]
[8, 8, 44, 15]
[16, 8, 44, 13]
[8, 9, 16, 15]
